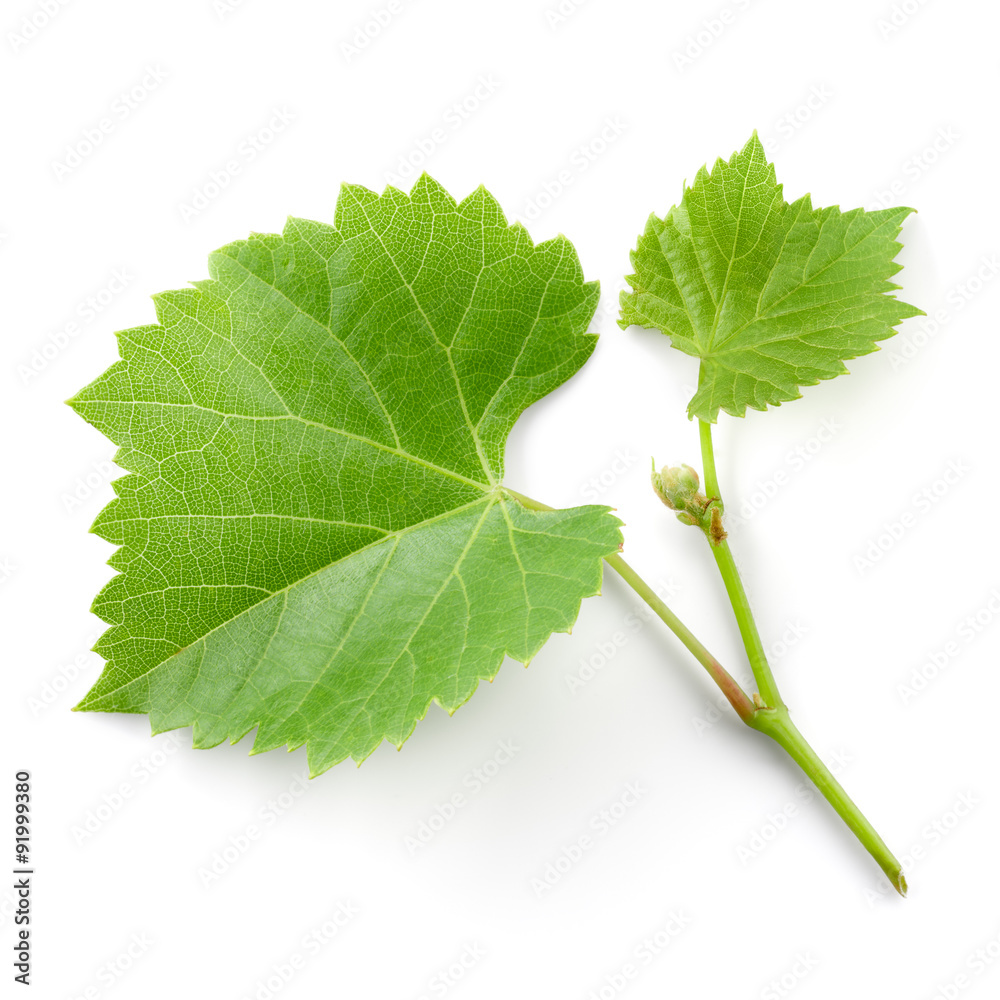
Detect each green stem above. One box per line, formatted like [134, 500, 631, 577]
[696, 420, 904, 894]
[505, 485, 905, 896]
[749, 707, 907, 896]
[698, 420, 784, 709]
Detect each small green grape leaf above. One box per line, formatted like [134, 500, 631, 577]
[69, 176, 622, 776]
[619, 133, 923, 422]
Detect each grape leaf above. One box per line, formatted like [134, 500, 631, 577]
[618, 133, 923, 422]
[69, 176, 622, 776]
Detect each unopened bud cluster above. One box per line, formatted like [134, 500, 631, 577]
[651, 462, 727, 545]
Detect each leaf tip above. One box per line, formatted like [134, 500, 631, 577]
[412, 171, 458, 208]
[337, 179, 378, 211]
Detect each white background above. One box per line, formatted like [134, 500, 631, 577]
[3, 0, 999, 997]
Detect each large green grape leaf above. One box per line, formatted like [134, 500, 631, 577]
[69, 176, 622, 776]
[619, 133, 922, 422]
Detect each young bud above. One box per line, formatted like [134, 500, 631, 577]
[651, 463, 701, 510]
[651, 459, 726, 545]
